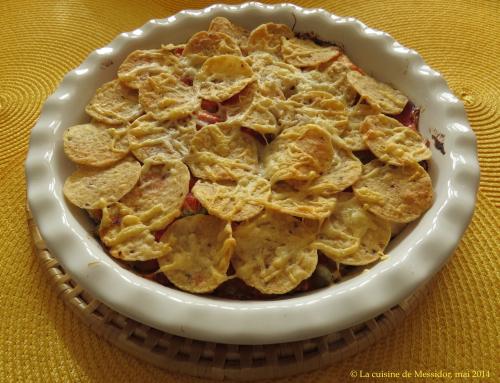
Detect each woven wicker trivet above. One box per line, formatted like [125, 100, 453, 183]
[27, 207, 425, 381]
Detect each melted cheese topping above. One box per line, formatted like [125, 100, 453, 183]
[232, 210, 318, 294]
[313, 192, 391, 265]
[187, 122, 259, 181]
[263, 124, 333, 184]
[353, 160, 433, 223]
[158, 215, 235, 293]
[192, 176, 270, 221]
[120, 156, 189, 230]
[195, 55, 255, 102]
[361, 114, 432, 165]
[138, 73, 199, 121]
[99, 203, 171, 261]
[118, 46, 181, 89]
[85, 79, 143, 125]
[347, 71, 408, 114]
[62, 17, 434, 296]
[127, 114, 196, 162]
[281, 37, 340, 68]
[63, 158, 141, 209]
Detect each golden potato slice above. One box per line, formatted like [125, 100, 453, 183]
[99, 204, 171, 261]
[120, 156, 189, 229]
[235, 94, 280, 135]
[360, 114, 431, 165]
[296, 135, 362, 196]
[158, 215, 235, 293]
[282, 91, 348, 135]
[186, 122, 259, 181]
[247, 23, 293, 54]
[192, 176, 270, 221]
[138, 73, 199, 121]
[248, 53, 302, 98]
[117, 47, 180, 89]
[85, 79, 143, 125]
[289, 90, 344, 110]
[63, 158, 141, 209]
[127, 114, 196, 162]
[353, 160, 433, 223]
[194, 55, 255, 102]
[232, 210, 318, 294]
[347, 71, 408, 114]
[183, 31, 241, 61]
[312, 193, 391, 265]
[278, 99, 348, 136]
[208, 17, 249, 47]
[263, 124, 333, 184]
[265, 182, 337, 220]
[340, 103, 378, 151]
[219, 82, 258, 120]
[281, 37, 340, 68]
[297, 62, 357, 105]
[63, 122, 128, 167]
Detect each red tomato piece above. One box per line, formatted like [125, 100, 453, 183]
[153, 228, 167, 242]
[181, 77, 193, 86]
[182, 192, 202, 213]
[201, 99, 219, 113]
[392, 101, 420, 131]
[188, 177, 198, 190]
[197, 112, 221, 124]
[221, 92, 241, 105]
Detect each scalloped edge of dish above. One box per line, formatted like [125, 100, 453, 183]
[26, 2, 479, 345]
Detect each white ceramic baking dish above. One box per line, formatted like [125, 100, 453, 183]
[26, 2, 479, 345]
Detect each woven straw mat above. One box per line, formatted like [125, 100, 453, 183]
[0, 0, 498, 382]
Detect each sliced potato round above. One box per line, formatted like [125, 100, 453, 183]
[347, 71, 408, 114]
[289, 90, 344, 110]
[117, 47, 180, 89]
[361, 114, 431, 165]
[232, 210, 318, 295]
[249, 53, 302, 98]
[297, 61, 357, 105]
[183, 31, 241, 61]
[282, 91, 348, 135]
[263, 124, 333, 184]
[192, 176, 270, 221]
[63, 122, 128, 167]
[99, 204, 171, 261]
[235, 94, 280, 135]
[281, 37, 340, 68]
[219, 82, 258, 120]
[312, 193, 391, 265]
[353, 160, 433, 223]
[257, 63, 302, 99]
[247, 23, 294, 54]
[63, 158, 141, 209]
[186, 122, 259, 181]
[265, 182, 337, 220]
[208, 17, 249, 48]
[278, 100, 347, 136]
[120, 157, 189, 229]
[85, 79, 143, 125]
[194, 55, 255, 102]
[138, 73, 199, 121]
[127, 114, 196, 162]
[340, 103, 379, 151]
[297, 135, 362, 196]
[158, 215, 235, 293]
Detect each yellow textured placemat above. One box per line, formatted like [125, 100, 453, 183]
[0, 0, 498, 382]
